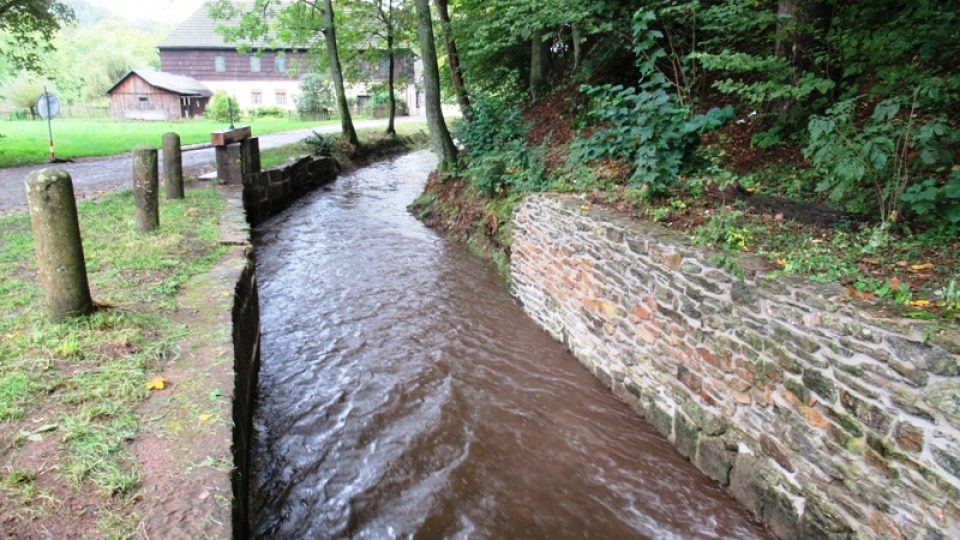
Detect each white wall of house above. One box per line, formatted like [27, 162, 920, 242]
[201, 79, 302, 111]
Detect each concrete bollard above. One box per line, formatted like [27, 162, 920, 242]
[162, 132, 184, 200]
[25, 169, 94, 322]
[133, 146, 160, 232]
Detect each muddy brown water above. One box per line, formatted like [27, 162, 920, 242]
[252, 151, 770, 539]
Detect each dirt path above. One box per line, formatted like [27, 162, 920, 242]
[0, 117, 422, 214]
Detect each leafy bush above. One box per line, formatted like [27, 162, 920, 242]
[805, 92, 960, 227]
[692, 210, 756, 251]
[297, 72, 334, 114]
[206, 93, 241, 123]
[304, 131, 334, 157]
[572, 10, 734, 198]
[250, 106, 285, 118]
[453, 97, 546, 195]
[368, 89, 408, 111]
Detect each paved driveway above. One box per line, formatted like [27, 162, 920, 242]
[0, 117, 423, 214]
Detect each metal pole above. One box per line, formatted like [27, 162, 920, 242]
[228, 95, 235, 130]
[44, 86, 55, 162]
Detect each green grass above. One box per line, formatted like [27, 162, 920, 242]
[0, 185, 226, 528]
[0, 117, 340, 168]
[260, 120, 429, 169]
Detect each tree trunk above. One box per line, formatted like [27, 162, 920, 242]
[572, 24, 583, 70]
[386, 29, 397, 136]
[530, 29, 548, 101]
[433, 0, 471, 118]
[323, 0, 359, 146]
[414, 0, 457, 167]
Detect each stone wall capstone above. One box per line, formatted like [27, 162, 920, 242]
[510, 193, 960, 539]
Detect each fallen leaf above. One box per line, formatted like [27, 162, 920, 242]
[848, 288, 874, 301]
[890, 276, 902, 289]
[776, 258, 787, 267]
[198, 413, 213, 423]
[221, 291, 232, 297]
[147, 376, 168, 391]
[909, 300, 932, 307]
[580, 204, 592, 211]
[909, 263, 934, 272]
[860, 258, 880, 266]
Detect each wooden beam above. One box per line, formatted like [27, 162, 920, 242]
[211, 126, 252, 146]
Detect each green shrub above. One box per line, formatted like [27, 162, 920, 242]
[805, 91, 960, 227]
[250, 106, 286, 118]
[453, 97, 546, 196]
[206, 93, 241, 123]
[297, 72, 335, 114]
[304, 131, 334, 157]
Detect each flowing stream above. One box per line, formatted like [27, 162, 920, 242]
[251, 150, 770, 539]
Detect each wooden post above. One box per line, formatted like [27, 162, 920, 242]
[162, 132, 184, 199]
[133, 146, 160, 232]
[25, 169, 94, 321]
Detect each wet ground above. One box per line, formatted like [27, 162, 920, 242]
[251, 151, 770, 539]
[0, 117, 421, 214]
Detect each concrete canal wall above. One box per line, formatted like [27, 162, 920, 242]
[510, 193, 960, 539]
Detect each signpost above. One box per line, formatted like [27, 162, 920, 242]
[36, 88, 62, 163]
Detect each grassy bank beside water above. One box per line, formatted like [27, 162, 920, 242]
[0, 186, 226, 536]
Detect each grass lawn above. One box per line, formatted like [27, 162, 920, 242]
[0, 117, 341, 168]
[260, 120, 430, 169]
[0, 186, 227, 536]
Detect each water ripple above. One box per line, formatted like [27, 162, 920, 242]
[252, 151, 770, 539]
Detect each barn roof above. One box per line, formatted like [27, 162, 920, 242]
[158, 2, 296, 50]
[106, 70, 213, 97]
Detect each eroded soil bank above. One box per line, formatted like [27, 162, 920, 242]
[250, 150, 770, 538]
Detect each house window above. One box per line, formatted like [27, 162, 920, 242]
[250, 56, 261, 73]
[251, 91, 262, 106]
[275, 55, 286, 73]
[275, 91, 287, 106]
[138, 96, 148, 102]
[214, 55, 226, 72]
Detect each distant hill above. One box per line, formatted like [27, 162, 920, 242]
[64, 0, 111, 25]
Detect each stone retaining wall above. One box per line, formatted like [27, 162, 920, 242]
[242, 155, 338, 225]
[510, 193, 960, 539]
[227, 156, 339, 535]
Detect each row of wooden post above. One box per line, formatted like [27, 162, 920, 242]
[25, 132, 184, 322]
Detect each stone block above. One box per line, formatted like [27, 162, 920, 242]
[696, 436, 736, 485]
[675, 411, 700, 459]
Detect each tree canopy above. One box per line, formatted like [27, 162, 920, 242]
[0, 0, 75, 72]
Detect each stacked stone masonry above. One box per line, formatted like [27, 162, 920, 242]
[228, 155, 338, 532]
[510, 194, 960, 539]
[241, 155, 338, 225]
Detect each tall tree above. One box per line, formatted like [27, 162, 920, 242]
[210, 0, 358, 145]
[413, 0, 457, 166]
[341, 0, 413, 136]
[432, 0, 470, 117]
[322, 0, 359, 145]
[529, 28, 547, 100]
[0, 0, 74, 71]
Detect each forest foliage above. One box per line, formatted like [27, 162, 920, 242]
[445, 0, 960, 235]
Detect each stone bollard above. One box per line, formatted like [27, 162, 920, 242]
[25, 169, 94, 322]
[133, 146, 160, 232]
[162, 132, 184, 200]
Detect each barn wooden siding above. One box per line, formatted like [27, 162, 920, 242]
[109, 74, 208, 120]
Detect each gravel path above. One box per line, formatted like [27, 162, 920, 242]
[0, 117, 422, 214]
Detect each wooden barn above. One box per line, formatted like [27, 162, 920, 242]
[106, 70, 212, 120]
